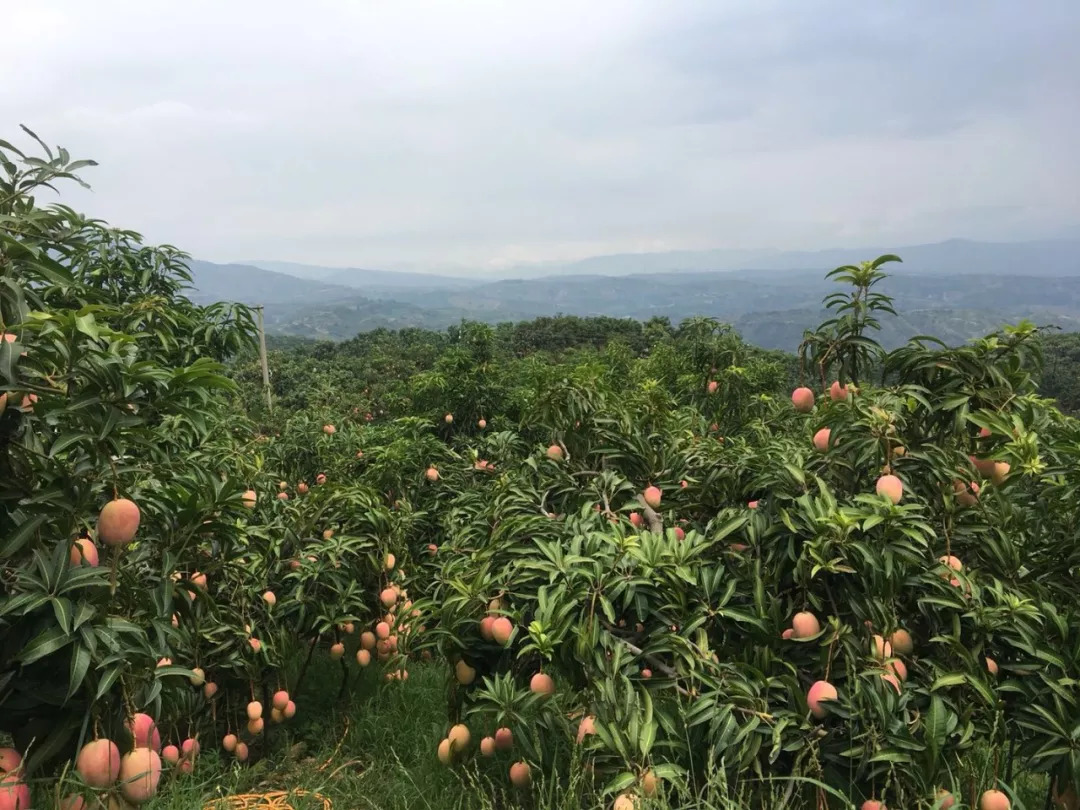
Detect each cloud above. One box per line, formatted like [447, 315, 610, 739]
[4, 0, 1078, 270]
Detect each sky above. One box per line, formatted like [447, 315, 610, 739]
[5, 1, 1079, 272]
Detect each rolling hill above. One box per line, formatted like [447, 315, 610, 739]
[190, 238, 1080, 351]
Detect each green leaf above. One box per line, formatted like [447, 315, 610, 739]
[68, 643, 91, 700]
[18, 625, 74, 665]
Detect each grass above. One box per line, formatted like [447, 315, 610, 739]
[32, 656, 1053, 810]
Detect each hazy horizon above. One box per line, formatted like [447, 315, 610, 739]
[7, 1, 1079, 272]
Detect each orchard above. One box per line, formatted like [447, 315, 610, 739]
[2, 132, 1080, 810]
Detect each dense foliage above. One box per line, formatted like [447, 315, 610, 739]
[4, 131, 1080, 810]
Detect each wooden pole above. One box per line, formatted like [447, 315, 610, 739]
[256, 306, 272, 414]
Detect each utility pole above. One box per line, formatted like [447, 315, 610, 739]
[255, 306, 272, 414]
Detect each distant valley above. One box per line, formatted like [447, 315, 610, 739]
[188, 238, 1080, 351]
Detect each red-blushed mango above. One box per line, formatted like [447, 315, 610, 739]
[322, 424, 336, 434]
[425, 466, 440, 482]
[385, 553, 396, 570]
[161, 745, 180, 765]
[262, 591, 276, 606]
[455, 660, 476, 685]
[791, 387, 815, 412]
[614, 795, 637, 810]
[272, 690, 289, 712]
[0, 775, 30, 810]
[935, 789, 956, 809]
[376, 621, 391, 639]
[479, 615, 496, 641]
[191, 571, 207, 589]
[76, 738, 121, 787]
[380, 588, 398, 608]
[330, 643, 345, 659]
[939, 554, 963, 572]
[576, 716, 596, 743]
[781, 628, 794, 639]
[953, 479, 980, 507]
[643, 486, 662, 509]
[641, 770, 659, 797]
[494, 727, 513, 751]
[813, 427, 831, 452]
[222, 735, 237, 753]
[986, 657, 999, 676]
[861, 801, 886, 810]
[872, 634, 894, 660]
[979, 790, 1010, 810]
[881, 673, 901, 693]
[480, 736, 496, 756]
[360, 631, 376, 650]
[829, 380, 847, 402]
[530, 672, 555, 696]
[70, 536, 99, 567]
[707, 380, 718, 394]
[876, 474, 903, 504]
[478, 419, 487, 429]
[234, 743, 248, 762]
[492, 617, 513, 645]
[889, 629, 914, 656]
[970, 455, 996, 478]
[248, 637, 262, 653]
[98, 498, 141, 547]
[448, 724, 470, 751]
[437, 739, 453, 765]
[807, 680, 838, 719]
[791, 611, 820, 639]
[444, 413, 454, 424]
[509, 761, 531, 787]
[992, 461, 1010, 485]
[885, 658, 908, 681]
[181, 739, 199, 759]
[546, 444, 564, 461]
[673, 526, 685, 541]
[247, 718, 264, 735]
[0, 749, 19, 774]
[284, 701, 296, 719]
[246, 701, 262, 721]
[126, 714, 161, 753]
[119, 748, 162, 804]
[629, 512, 643, 527]
[316, 473, 327, 485]
[297, 482, 309, 495]
[276, 492, 289, 501]
[356, 649, 371, 666]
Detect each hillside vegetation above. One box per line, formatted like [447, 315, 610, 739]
[6, 132, 1080, 810]
[192, 250, 1080, 348]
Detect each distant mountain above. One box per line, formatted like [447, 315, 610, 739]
[496, 238, 1080, 278]
[186, 260, 359, 306]
[240, 260, 477, 292]
[187, 238, 1080, 351]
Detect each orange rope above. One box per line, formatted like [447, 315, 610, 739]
[202, 790, 331, 810]
[316, 716, 351, 772]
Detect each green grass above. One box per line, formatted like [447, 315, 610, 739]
[36, 657, 1052, 810]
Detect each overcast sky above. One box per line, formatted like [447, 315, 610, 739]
[5, 1, 1079, 272]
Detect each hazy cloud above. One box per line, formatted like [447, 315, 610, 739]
[5, 0, 1078, 271]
